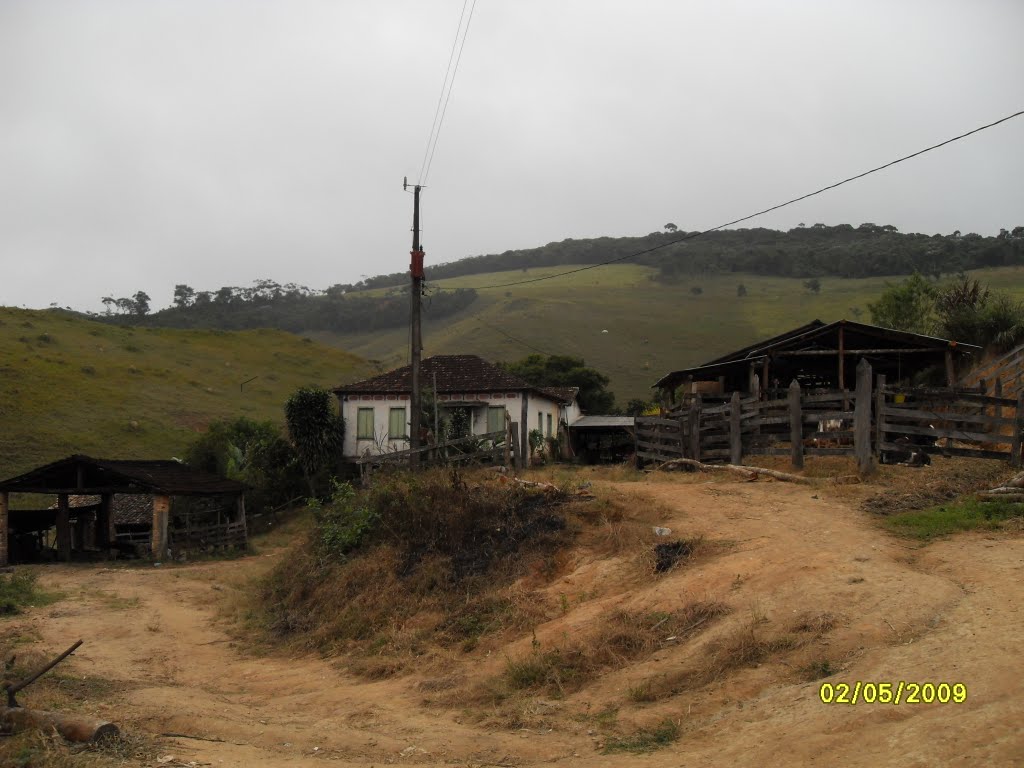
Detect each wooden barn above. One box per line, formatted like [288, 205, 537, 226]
[653, 319, 981, 404]
[0, 455, 247, 566]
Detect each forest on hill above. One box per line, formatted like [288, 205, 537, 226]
[345, 223, 1024, 291]
[107, 281, 478, 334]
[94, 223, 1024, 337]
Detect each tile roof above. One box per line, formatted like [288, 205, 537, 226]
[335, 354, 548, 396]
[539, 386, 580, 405]
[52, 494, 153, 526]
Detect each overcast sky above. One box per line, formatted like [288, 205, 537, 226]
[2, 0, 1022, 312]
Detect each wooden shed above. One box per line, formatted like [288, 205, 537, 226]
[653, 319, 980, 404]
[0, 455, 247, 566]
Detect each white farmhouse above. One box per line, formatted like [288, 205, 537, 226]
[333, 354, 581, 460]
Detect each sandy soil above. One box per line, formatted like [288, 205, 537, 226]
[6, 474, 1023, 767]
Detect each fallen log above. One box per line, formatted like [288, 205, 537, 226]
[654, 458, 812, 484]
[977, 491, 1024, 502]
[0, 706, 119, 742]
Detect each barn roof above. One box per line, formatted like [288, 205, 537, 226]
[334, 354, 565, 400]
[653, 319, 981, 390]
[0, 455, 246, 496]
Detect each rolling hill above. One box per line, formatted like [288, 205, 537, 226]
[318, 265, 1024, 403]
[0, 307, 370, 479]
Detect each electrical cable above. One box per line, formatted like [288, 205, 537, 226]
[420, 0, 477, 186]
[450, 108, 1024, 290]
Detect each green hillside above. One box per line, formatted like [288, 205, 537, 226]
[0, 308, 370, 479]
[320, 265, 1024, 403]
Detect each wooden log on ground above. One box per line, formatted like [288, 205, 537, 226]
[653, 457, 812, 484]
[977, 491, 1024, 502]
[0, 706, 119, 743]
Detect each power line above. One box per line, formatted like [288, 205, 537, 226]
[453, 108, 1024, 291]
[417, 0, 469, 184]
[419, 0, 477, 186]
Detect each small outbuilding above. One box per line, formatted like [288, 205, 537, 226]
[0, 455, 247, 566]
[653, 319, 981, 404]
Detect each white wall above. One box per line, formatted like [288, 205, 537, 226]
[338, 391, 566, 459]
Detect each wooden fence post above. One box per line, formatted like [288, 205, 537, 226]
[729, 391, 742, 465]
[1013, 393, 1023, 468]
[511, 422, 522, 471]
[0, 492, 7, 567]
[854, 358, 874, 475]
[688, 395, 702, 462]
[788, 380, 803, 469]
[994, 378, 1003, 424]
[874, 374, 887, 459]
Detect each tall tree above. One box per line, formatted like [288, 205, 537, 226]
[173, 284, 196, 308]
[132, 291, 151, 316]
[867, 273, 937, 335]
[285, 387, 344, 495]
[503, 354, 616, 413]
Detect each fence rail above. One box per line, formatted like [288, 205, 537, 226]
[636, 359, 1024, 471]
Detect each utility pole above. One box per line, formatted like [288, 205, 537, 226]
[406, 178, 424, 468]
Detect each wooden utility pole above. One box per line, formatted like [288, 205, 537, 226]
[407, 179, 424, 468]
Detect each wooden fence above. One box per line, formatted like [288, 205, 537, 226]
[169, 520, 247, 551]
[637, 358, 1023, 470]
[356, 428, 514, 484]
[877, 374, 1024, 464]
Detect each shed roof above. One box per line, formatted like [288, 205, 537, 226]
[0, 455, 246, 496]
[334, 354, 564, 400]
[653, 319, 980, 389]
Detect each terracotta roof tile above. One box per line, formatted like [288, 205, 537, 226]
[335, 355, 538, 395]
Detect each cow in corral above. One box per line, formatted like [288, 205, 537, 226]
[881, 435, 932, 466]
[812, 418, 846, 449]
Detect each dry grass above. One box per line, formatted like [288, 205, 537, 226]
[0, 729, 156, 768]
[488, 600, 729, 701]
[629, 606, 839, 701]
[250, 469, 580, 675]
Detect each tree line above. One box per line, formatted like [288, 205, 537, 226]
[98, 279, 478, 335]
[339, 223, 1024, 291]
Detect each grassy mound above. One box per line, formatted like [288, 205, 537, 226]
[256, 469, 578, 671]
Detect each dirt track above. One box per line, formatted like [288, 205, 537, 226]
[7, 475, 1024, 767]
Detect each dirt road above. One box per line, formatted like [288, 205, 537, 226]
[8, 475, 1024, 767]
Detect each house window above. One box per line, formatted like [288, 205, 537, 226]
[538, 412, 543, 433]
[546, 413, 552, 438]
[357, 408, 374, 439]
[388, 407, 407, 440]
[487, 406, 506, 434]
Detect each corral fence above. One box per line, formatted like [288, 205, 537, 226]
[636, 359, 1024, 471]
[356, 428, 515, 485]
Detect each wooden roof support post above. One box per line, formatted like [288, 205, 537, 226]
[729, 391, 742, 465]
[56, 494, 71, 562]
[945, 349, 956, 387]
[236, 494, 248, 546]
[838, 323, 845, 389]
[788, 380, 803, 469]
[520, 393, 529, 466]
[97, 494, 114, 552]
[0, 492, 7, 567]
[854, 358, 874, 475]
[151, 494, 170, 561]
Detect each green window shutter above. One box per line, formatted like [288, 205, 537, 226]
[389, 407, 407, 440]
[487, 406, 505, 434]
[356, 408, 374, 439]
[538, 412, 543, 432]
[546, 413, 552, 437]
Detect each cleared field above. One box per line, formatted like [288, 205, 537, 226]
[0, 308, 370, 478]
[320, 265, 1024, 402]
